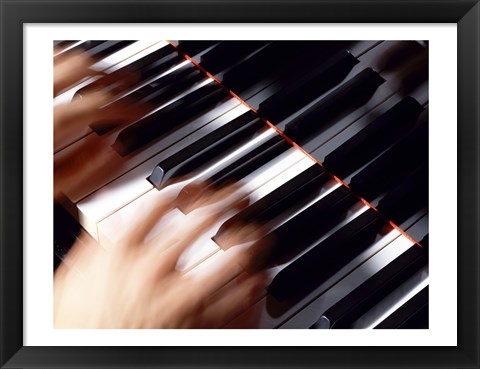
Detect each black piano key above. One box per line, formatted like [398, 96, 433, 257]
[54, 40, 77, 47]
[268, 208, 384, 301]
[178, 136, 291, 211]
[376, 165, 428, 228]
[177, 41, 219, 56]
[403, 214, 429, 245]
[222, 42, 315, 93]
[112, 83, 230, 156]
[213, 164, 328, 248]
[200, 41, 270, 74]
[349, 114, 428, 201]
[245, 186, 356, 272]
[90, 65, 205, 135]
[258, 50, 359, 123]
[75, 44, 183, 98]
[85, 40, 135, 60]
[138, 65, 204, 105]
[208, 136, 290, 187]
[71, 40, 106, 53]
[131, 46, 184, 80]
[310, 243, 428, 329]
[149, 111, 263, 188]
[283, 68, 385, 143]
[374, 286, 429, 329]
[323, 96, 424, 178]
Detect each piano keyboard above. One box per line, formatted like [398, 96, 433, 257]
[54, 39, 429, 329]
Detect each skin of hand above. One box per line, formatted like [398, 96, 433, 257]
[53, 49, 146, 201]
[54, 185, 266, 329]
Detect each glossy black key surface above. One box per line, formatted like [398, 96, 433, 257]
[268, 208, 384, 301]
[138, 65, 204, 105]
[374, 286, 429, 329]
[149, 112, 264, 188]
[130, 46, 184, 80]
[323, 96, 424, 178]
[54, 40, 77, 46]
[245, 186, 356, 272]
[258, 50, 359, 123]
[178, 136, 291, 209]
[221, 42, 317, 93]
[349, 114, 428, 201]
[72, 40, 106, 52]
[200, 41, 269, 74]
[112, 83, 229, 156]
[91, 64, 206, 135]
[283, 68, 385, 143]
[176, 41, 219, 56]
[208, 136, 290, 186]
[310, 242, 428, 329]
[86, 40, 135, 59]
[75, 44, 183, 98]
[213, 165, 328, 248]
[376, 165, 428, 227]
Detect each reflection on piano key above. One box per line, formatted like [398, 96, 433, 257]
[54, 40, 429, 329]
[373, 283, 429, 329]
[149, 111, 262, 188]
[278, 234, 414, 329]
[310, 242, 427, 329]
[75, 100, 245, 238]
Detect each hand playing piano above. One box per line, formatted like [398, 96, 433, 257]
[54, 185, 266, 328]
[54, 49, 146, 201]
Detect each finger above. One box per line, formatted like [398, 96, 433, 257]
[54, 51, 95, 95]
[75, 68, 142, 99]
[54, 137, 117, 197]
[153, 208, 226, 274]
[156, 186, 251, 270]
[54, 90, 111, 149]
[185, 236, 254, 306]
[55, 90, 111, 128]
[187, 184, 249, 216]
[195, 272, 267, 328]
[89, 98, 150, 134]
[176, 181, 241, 213]
[213, 223, 264, 250]
[123, 194, 177, 247]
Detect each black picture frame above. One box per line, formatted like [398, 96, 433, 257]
[1, 1, 478, 368]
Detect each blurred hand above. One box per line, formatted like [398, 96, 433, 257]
[54, 185, 266, 328]
[54, 48, 146, 201]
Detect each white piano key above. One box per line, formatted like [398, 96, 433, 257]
[278, 234, 415, 329]
[53, 40, 85, 56]
[102, 60, 191, 107]
[54, 41, 170, 150]
[224, 224, 407, 329]
[351, 266, 429, 329]
[80, 103, 248, 239]
[54, 41, 167, 105]
[95, 139, 307, 244]
[247, 157, 315, 203]
[95, 186, 222, 270]
[54, 40, 429, 331]
[238, 147, 308, 194]
[60, 94, 240, 204]
[91, 40, 168, 72]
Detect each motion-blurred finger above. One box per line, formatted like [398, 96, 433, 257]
[123, 194, 176, 247]
[54, 52, 95, 95]
[195, 272, 266, 328]
[152, 209, 225, 274]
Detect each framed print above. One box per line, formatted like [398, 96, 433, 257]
[1, 0, 479, 368]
